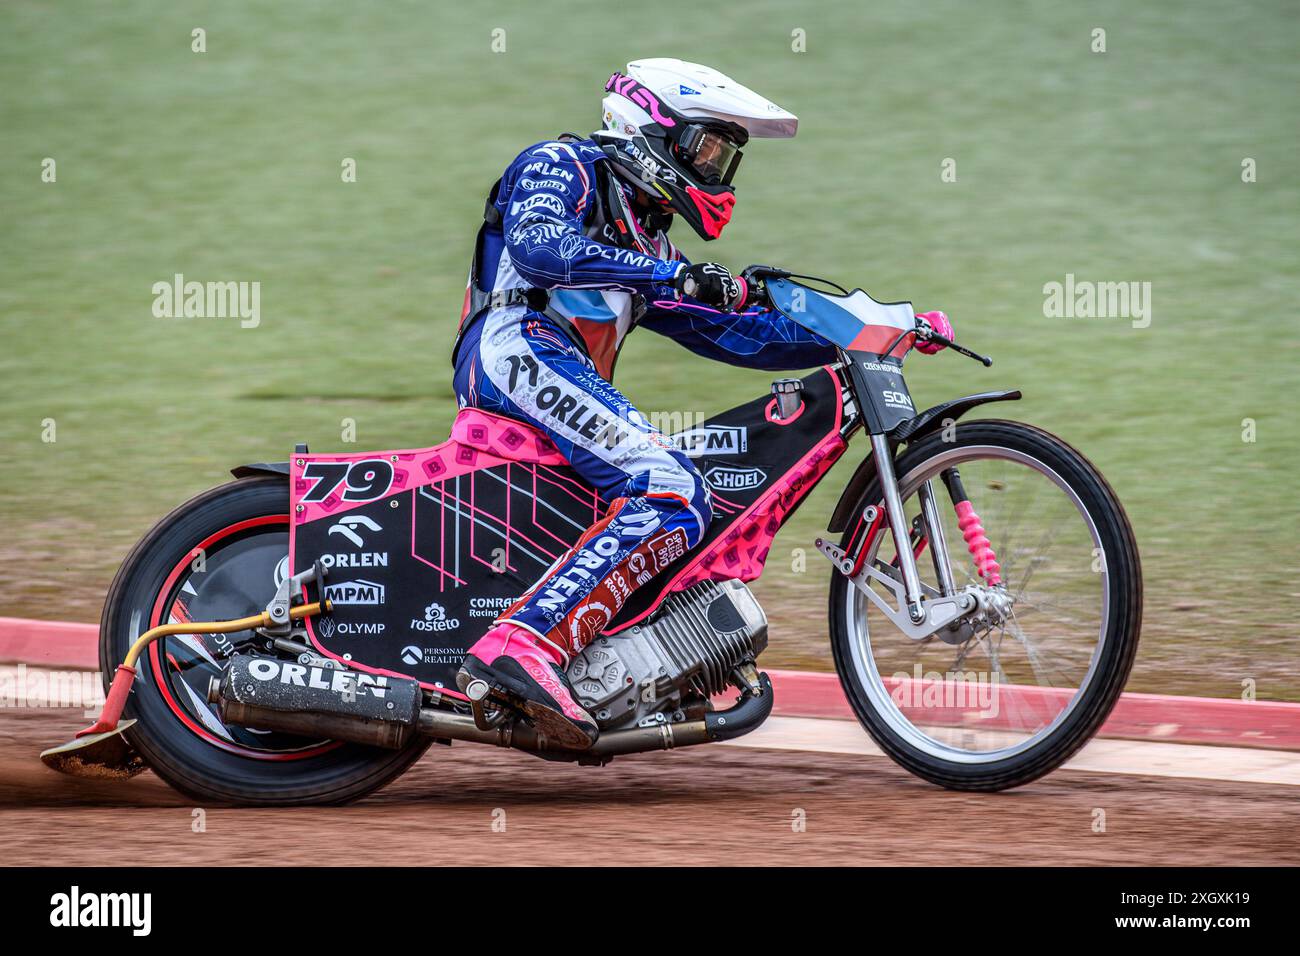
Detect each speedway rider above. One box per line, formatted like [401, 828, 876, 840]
[452, 58, 953, 747]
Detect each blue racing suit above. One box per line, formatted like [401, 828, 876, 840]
[452, 137, 835, 659]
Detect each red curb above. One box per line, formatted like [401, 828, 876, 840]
[762, 669, 1300, 751]
[0, 617, 99, 670]
[3, 617, 1297, 750]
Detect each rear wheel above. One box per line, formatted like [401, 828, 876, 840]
[101, 476, 430, 805]
[828, 421, 1141, 791]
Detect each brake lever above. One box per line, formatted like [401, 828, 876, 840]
[740, 264, 792, 282]
[738, 265, 787, 311]
[930, 333, 993, 367]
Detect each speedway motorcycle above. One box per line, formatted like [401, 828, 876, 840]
[43, 268, 1141, 802]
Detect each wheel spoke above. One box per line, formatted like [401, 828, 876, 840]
[841, 434, 1123, 767]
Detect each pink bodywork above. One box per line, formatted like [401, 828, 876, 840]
[290, 408, 567, 526]
[292, 376, 847, 643]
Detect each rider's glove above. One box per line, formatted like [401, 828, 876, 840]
[676, 262, 746, 311]
[914, 310, 954, 354]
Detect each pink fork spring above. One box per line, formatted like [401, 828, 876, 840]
[954, 500, 1002, 586]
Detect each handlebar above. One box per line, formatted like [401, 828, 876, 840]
[741, 264, 993, 367]
[920, 330, 993, 367]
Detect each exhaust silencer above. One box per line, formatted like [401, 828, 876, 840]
[213, 654, 421, 749]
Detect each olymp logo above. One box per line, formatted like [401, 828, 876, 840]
[704, 465, 767, 491]
[323, 579, 385, 605]
[50, 886, 151, 936]
[317, 617, 385, 639]
[671, 424, 748, 457]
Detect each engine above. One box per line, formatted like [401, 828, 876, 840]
[566, 579, 768, 731]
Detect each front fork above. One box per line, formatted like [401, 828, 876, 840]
[870, 433, 928, 623]
[817, 435, 1004, 640]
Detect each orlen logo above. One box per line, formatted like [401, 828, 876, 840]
[704, 465, 767, 491]
[410, 602, 460, 633]
[671, 424, 747, 458]
[324, 579, 385, 605]
[246, 656, 390, 698]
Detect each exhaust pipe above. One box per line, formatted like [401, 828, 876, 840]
[414, 673, 772, 759]
[211, 654, 422, 750]
[214, 653, 775, 760]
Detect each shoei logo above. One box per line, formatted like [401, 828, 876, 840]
[410, 602, 460, 633]
[328, 514, 381, 548]
[704, 465, 767, 491]
[671, 424, 748, 457]
[323, 579, 385, 605]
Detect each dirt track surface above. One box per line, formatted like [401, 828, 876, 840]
[3, 708, 1297, 866]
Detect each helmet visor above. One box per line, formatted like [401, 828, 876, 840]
[679, 125, 743, 185]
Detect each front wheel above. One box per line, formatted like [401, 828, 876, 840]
[828, 420, 1141, 791]
[100, 476, 431, 805]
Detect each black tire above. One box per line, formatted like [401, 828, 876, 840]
[100, 476, 431, 806]
[828, 420, 1142, 791]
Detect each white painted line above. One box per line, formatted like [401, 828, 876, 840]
[719, 716, 1300, 787]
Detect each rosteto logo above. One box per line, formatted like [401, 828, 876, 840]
[410, 602, 460, 633]
[323, 579, 385, 605]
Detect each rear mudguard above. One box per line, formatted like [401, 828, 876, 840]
[230, 462, 291, 480]
[826, 389, 1021, 533]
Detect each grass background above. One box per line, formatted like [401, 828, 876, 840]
[1, 0, 1296, 698]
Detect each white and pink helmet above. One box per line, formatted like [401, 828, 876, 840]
[592, 58, 798, 241]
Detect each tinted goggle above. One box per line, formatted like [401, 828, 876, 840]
[677, 125, 743, 185]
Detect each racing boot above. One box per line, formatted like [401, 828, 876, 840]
[457, 622, 598, 750]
